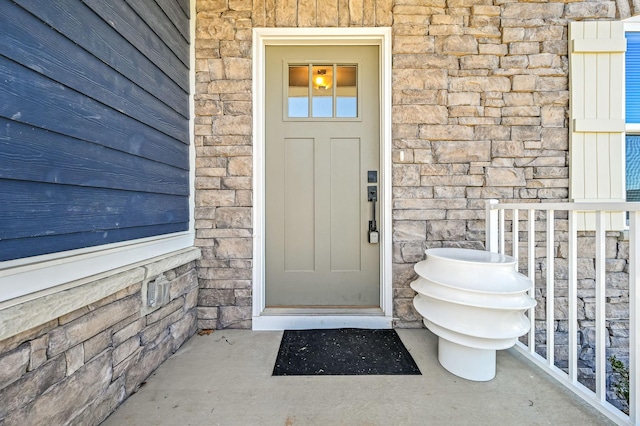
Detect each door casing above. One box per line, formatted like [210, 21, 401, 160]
[251, 27, 393, 330]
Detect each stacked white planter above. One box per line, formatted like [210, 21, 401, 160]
[411, 248, 536, 381]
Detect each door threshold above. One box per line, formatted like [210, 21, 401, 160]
[262, 307, 384, 316]
[253, 308, 393, 330]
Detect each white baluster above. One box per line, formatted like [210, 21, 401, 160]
[568, 210, 578, 383]
[546, 210, 555, 367]
[528, 208, 536, 353]
[595, 211, 606, 402]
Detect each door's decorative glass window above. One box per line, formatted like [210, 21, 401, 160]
[287, 64, 358, 119]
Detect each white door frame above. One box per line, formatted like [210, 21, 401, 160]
[251, 27, 393, 330]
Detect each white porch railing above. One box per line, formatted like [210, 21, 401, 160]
[486, 200, 639, 426]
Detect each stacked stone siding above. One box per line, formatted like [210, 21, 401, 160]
[0, 260, 198, 425]
[195, 0, 256, 329]
[194, 2, 394, 330]
[194, 0, 637, 329]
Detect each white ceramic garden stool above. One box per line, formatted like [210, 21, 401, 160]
[410, 248, 536, 381]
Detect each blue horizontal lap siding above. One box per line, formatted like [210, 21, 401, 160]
[155, 0, 191, 42]
[0, 0, 190, 262]
[0, 58, 188, 170]
[125, 0, 190, 66]
[0, 119, 189, 196]
[0, 181, 188, 240]
[14, 0, 189, 114]
[0, 4, 188, 142]
[176, 0, 190, 18]
[0, 224, 188, 262]
[83, 0, 190, 90]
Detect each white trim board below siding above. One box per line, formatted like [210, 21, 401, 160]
[0, 233, 195, 306]
[0, 247, 201, 341]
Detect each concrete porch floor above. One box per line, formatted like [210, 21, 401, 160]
[103, 329, 613, 425]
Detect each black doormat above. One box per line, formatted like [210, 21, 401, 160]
[272, 328, 421, 376]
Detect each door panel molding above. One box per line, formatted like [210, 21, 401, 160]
[252, 27, 393, 330]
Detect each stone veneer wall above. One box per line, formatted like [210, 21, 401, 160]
[194, 0, 638, 329]
[0, 253, 199, 425]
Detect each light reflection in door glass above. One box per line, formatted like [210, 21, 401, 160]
[336, 66, 357, 118]
[288, 65, 309, 117]
[311, 65, 333, 118]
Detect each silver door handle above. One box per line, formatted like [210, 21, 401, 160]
[368, 186, 379, 244]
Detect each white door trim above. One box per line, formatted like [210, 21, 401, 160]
[251, 27, 393, 330]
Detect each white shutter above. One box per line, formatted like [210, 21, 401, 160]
[569, 21, 627, 230]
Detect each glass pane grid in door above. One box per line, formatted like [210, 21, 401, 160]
[287, 64, 358, 119]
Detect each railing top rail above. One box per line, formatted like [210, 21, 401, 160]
[487, 201, 640, 212]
